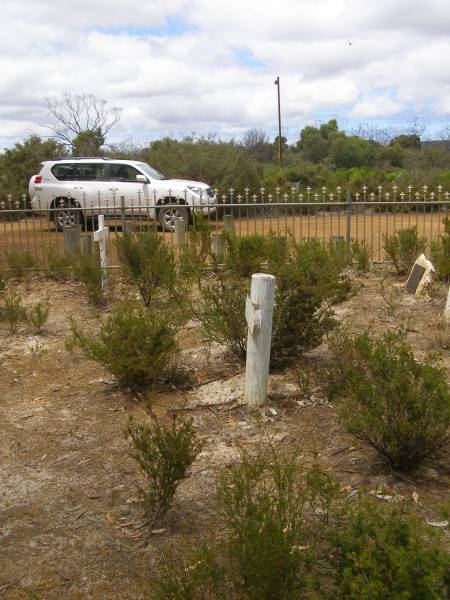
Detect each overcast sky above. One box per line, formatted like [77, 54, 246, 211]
[1, 0, 450, 149]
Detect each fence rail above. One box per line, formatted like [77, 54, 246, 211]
[0, 187, 449, 266]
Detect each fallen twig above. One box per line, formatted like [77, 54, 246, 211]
[168, 396, 244, 413]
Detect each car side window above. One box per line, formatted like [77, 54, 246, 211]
[76, 163, 105, 181]
[108, 164, 141, 182]
[51, 163, 105, 181]
[51, 164, 76, 181]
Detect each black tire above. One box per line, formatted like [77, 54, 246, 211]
[53, 198, 84, 232]
[157, 201, 190, 232]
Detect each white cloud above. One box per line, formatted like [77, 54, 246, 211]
[1, 0, 450, 148]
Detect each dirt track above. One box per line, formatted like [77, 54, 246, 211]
[0, 209, 447, 265]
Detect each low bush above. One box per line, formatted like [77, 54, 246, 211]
[195, 273, 248, 358]
[430, 217, 450, 281]
[45, 247, 73, 281]
[383, 226, 427, 275]
[329, 498, 450, 599]
[196, 238, 350, 367]
[351, 239, 371, 273]
[68, 301, 179, 387]
[5, 250, 36, 278]
[117, 232, 178, 307]
[151, 446, 450, 599]
[72, 252, 105, 306]
[2, 287, 26, 333]
[124, 412, 202, 527]
[26, 297, 50, 334]
[330, 330, 450, 471]
[178, 213, 213, 280]
[225, 233, 268, 277]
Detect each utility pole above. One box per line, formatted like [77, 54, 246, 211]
[274, 76, 282, 169]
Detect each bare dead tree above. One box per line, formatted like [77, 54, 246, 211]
[43, 93, 122, 149]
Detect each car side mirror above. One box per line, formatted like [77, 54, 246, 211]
[136, 174, 149, 183]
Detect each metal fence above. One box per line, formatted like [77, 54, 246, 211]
[0, 185, 449, 267]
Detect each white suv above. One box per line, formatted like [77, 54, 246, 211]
[29, 158, 216, 231]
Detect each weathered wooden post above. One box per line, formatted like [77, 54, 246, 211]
[223, 214, 235, 236]
[94, 215, 109, 291]
[211, 233, 226, 260]
[80, 233, 93, 256]
[245, 273, 276, 407]
[174, 219, 186, 246]
[444, 285, 450, 323]
[64, 224, 81, 255]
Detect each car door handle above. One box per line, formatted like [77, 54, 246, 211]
[109, 188, 118, 192]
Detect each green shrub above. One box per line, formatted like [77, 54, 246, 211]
[383, 227, 427, 275]
[196, 273, 248, 358]
[2, 287, 26, 333]
[270, 239, 350, 367]
[125, 413, 202, 527]
[196, 239, 350, 367]
[332, 330, 450, 470]
[216, 448, 313, 600]
[26, 298, 50, 334]
[151, 446, 450, 600]
[225, 233, 268, 277]
[72, 252, 104, 306]
[351, 239, 371, 273]
[45, 247, 73, 281]
[117, 232, 178, 307]
[179, 214, 212, 280]
[330, 498, 450, 599]
[68, 301, 179, 387]
[430, 217, 450, 281]
[5, 250, 35, 278]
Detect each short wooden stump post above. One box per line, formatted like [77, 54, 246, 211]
[174, 219, 186, 246]
[444, 285, 450, 323]
[64, 225, 81, 255]
[223, 214, 235, 236]
[211, 233, 226, 260]
[245, 273, 276, 407]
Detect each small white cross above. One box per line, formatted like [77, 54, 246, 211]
[94, 214, 109, 290]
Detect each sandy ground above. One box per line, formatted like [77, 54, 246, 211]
[0, 209, 447, 266]
[0, 270, 449, 599]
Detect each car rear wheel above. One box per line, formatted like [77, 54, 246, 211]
[53, 199, 83, 232]
[158, 202, 190, 232]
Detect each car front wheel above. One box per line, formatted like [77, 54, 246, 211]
[158, 203, 190, 232]
[53, 199, 83, 232]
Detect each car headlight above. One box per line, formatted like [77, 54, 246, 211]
[186, 186, 204, 195]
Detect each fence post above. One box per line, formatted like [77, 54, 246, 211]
[223, 214, 235, 236]
[245, 273, 276, 407]
[80, 233, 93, 256]
[64, 225, 81, 255]
[345, 191, 352, 260]
[211, 233, 226, 260]
[174, 219, 186, 246]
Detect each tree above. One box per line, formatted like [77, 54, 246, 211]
[44, 93, 121, 154]
[296, 120, 339, 163]
[142, 135, 262, 191]
[242, 128, 273, 163]
[0, 135, 65, 202]
[390, 134, 421, 149]
[329, 135, 376, 169]
[72, 129, 105, 156]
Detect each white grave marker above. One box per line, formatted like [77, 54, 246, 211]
[245, 273, 275, 407]
[444, 285, 450, 323]
[405, 254, 434, 296]
[94, 214, 109, 290]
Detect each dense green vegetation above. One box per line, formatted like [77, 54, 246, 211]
[2, 120, 450, 202]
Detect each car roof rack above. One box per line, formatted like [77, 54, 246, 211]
[52, 156, 114, 161]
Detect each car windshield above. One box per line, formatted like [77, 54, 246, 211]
[136, 163, 166, 180]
